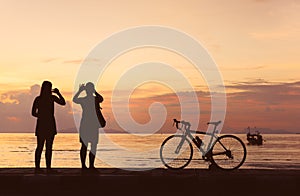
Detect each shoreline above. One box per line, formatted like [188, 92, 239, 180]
[0, 168, 299, 196]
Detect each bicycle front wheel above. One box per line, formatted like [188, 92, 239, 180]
[160, 135, 193, 169]
[210, 135, 246, 170]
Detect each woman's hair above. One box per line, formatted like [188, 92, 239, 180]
[85, 82, 103, 103]
[40, 81, 52, 98]
[85, 82, 96, 95]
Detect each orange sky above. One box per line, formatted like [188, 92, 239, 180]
[0, 0, 299, 133]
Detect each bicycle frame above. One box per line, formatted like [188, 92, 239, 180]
[189, 130, 218, 155]
[175, 120, 223, 157]
[161, 119, 247, 170]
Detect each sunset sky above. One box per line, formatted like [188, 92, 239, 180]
[0, 0, 299, 133]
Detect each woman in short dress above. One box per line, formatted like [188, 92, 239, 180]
[32, 81, 66, 173]
[73, 82, 103, 170]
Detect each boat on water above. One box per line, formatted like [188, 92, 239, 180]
[246, 127, 263, 145]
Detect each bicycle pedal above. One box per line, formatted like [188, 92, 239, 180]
[203, 156, 212, 162]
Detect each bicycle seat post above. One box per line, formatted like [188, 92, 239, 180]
[207, 121, 221, 135]
[212, 124, 218, 135]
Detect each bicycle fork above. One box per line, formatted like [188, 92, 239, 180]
[175, 135, 186, 154]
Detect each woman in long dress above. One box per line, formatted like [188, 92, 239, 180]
[73, 82, 103, 170]
[31, 81, 66, 173]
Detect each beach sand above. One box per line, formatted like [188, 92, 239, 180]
[0, 168, 299, 196]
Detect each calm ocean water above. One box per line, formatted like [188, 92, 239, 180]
[0, 133, 299, 170]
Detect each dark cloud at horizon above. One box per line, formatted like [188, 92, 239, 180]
[0, 81, 299, 133]
[224, 81, 300, 133]
[0, 84, 76, 133]
[226, 81, 300, 105]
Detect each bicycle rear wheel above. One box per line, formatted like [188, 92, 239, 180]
[160, 135, 193, 169]
[210, 135, 246, 170]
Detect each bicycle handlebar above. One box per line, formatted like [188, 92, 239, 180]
[173, 119, 180, 129]
[173, 119, 191, 130]
[173, 119, 222, 130]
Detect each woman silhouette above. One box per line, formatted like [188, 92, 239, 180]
[31, 81, 66, 173]
[73, 82, 103, 170]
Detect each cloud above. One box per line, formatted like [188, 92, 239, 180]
[41, 57, 60, 63]
[226, 81, 300, 105]
[63, 59, 83, 64]
[41, 57, 83, 65]
[221, 65, 266, 71]
[0, 81, 299, 133]
[6, 116, 20, 122]
[0, 85, 76, 133]
[124, 80, 300, 133]
[223, 81, 300, 132]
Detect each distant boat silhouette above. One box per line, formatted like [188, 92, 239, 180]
[246, 127, 263, 145]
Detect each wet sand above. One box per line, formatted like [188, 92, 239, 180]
[0, 168, 299, 196]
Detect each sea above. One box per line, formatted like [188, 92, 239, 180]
[0, 133, 299, 170]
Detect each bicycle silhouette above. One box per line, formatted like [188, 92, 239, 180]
[160, 119, 247, 170]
